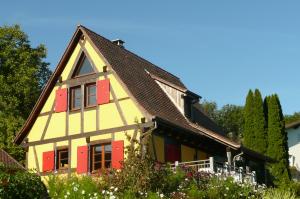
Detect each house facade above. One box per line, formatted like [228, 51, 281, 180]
[14, 25, 267, 179]
[286, 121, 300, 171]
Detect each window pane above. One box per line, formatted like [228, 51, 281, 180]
[94, 162, 101, 170]
[60, 151, 68, 159]
[77, 57, 94, 76]
[95, 146, 102, 152]
[105, 161, 111, 168]
[104, 144, 111, 152]
[72, 88, 81, 109]
[88, 95, 96, 106]
[88, 85, 96, 95]
[94, 154, 102, 162]
[60, 158, 69, 168]
[105, 152, 111, 161]
[87, 85, 96, 106]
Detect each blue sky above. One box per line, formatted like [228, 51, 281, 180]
[1, 1, 300, 114]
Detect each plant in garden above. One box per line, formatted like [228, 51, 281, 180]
[0, 164, 47, 199]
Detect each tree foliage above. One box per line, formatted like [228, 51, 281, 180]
[242, 89, 267, 154]
[0, 25, 52, 162]
[201, 100, 244, 141]
[284, 112, 300, 125]
[265, 94, 290, 186]
[252, 89, 267, 154]
[243, 90, 255, 149]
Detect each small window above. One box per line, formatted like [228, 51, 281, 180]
[56, 148, 69, 170]
[85, 83, 96, 107]
[70, 86, 81, 110]
[90, 143, 111, 172]
[73, 54, 95, 77]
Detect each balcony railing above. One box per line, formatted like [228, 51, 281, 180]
[170, 157, 257, 184]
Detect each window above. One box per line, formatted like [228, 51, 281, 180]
[56, 148, 69, 170]
[73, 54, 95, 77]
[70, 86, 81, 110]
[85, 83, 96, 107]
[90, 143, 112, 171]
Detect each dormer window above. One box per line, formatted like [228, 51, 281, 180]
[72, 53, 95, 77]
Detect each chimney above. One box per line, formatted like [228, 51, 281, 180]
[112, 39, 125, 48]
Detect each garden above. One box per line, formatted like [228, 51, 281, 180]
[1, 136, 300, 199]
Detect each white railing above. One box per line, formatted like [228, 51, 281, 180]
[171, 157, 257, 184]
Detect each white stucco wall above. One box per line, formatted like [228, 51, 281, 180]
[287, 127, 300, 170]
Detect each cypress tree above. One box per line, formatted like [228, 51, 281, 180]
[266, 94, 290, 185]
[252, 89, 267, 154]
[243, 90, 254, 149]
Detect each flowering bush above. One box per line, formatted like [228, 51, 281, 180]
[0, 165, 47, 199]
[45, 132, 299, 198]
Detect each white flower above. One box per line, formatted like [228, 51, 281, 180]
[110, 186, 114, 190]
[82, 190, 85, 195]
[73, 186, 78, 192]
[64, 195, 67, 198]
[67, 191, 70, 195]
[160, 193, 164, 198]
[110, 191, 113, 195]
[224, 193, 227, 196]
[226, 187, 229, 190]
[47, 190, 49, 193]
[114, 187, 118, 192]
[109, 196, 116, 199]
[102, 190, 105, 194]
[94, 192, 98, 196]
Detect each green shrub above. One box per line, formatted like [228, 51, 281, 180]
[47, 175, 106, 199]
[0, 166, 47, 199]
[263, 188, 297, 199]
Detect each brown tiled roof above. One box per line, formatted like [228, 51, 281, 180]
[81, 26, 240, 149]
[14, 25, 239, 150]
[0, 149, 25, 169]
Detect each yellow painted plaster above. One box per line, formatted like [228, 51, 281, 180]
[181, 145, 195, 162]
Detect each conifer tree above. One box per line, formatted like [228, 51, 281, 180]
[266, 94, 290, 185]
[252, 89, 267, 154]
[243, 90, 254, 149]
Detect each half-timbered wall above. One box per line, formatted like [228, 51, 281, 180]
[26, 38, 145, 174]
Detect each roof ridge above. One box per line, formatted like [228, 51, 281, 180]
[80, 25, 183, 81]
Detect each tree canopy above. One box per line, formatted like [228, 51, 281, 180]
[0, 25, 52, 162]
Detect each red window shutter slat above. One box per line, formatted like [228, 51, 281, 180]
[112, 140, 124, 169]
[42, 151, 54, 172]
[77, 146, 88, 174]
[97, 79, 110, 105]
[55, 88, 67, 112]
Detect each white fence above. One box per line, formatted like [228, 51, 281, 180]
[171, 157, 256, 184]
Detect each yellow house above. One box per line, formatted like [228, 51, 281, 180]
[14, 25, 267, 177]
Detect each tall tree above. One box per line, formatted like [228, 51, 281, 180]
[265, 94, 290, 185]
[243, 90, 255, 149]
[252, 89, 267, 154]
[0, 25, 52, 162]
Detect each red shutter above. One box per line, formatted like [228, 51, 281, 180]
[112, 140, 124, 169]
[55, 88, 67, 112]
[97, 79, 110, 105]
[77, 146, 88, 174]
[42, 151, 54, 172]
[166, 144, 180, 162]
